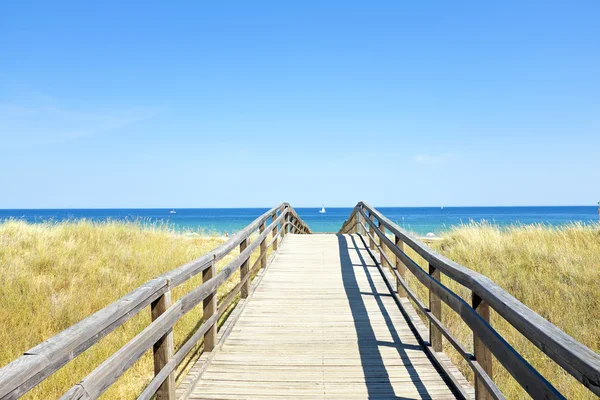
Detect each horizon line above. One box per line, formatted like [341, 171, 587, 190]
[0, 204, 598, 211]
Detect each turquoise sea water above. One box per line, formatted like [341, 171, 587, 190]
[0, 206, 598, 236]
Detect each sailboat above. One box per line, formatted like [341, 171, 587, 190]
[319, 205, 326, 214]
[169, 210, 176, 214]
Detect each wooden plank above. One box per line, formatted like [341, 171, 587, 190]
[473, 293, 493, 400]
[429, 264, 443, 352]
[0, 204, 290, 399]
[272, 211, 279, 251]
[203, 262, 217, 352]
[152, 291, 175, 400]
[186, 234, 467, 399]
[356, 207, 564, 399]
[358, 201, 600, 396]
[0, 278, 168, 400]
[240, 238, 250, 298]
[378, 220, 385, 267]
[139, 313, 219, 400]
[368, 212, 375, 249]
[59, 212, 290, 399]
[395, 235, 407, 297]
[176, 245, 281, 400]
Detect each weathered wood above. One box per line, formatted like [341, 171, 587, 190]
[0, 204, 310, 400]
[368, 212, 375, 249]
[203, 261, 217, 352]
[63, 212, 296, 399]
[429, 264, 443, 352]
[61, 264, 229, 399]
[378, 219, 385, 267]
[176, 247, 278, 400]
[138, 312, 219, 400]
[364, 227, 472, 362]
[0, 278, 169, 400]
[395, 235, 407, 297]
[188, 234, 472, 400]
[272, 212, 279, 251]
[357, 201, 600, 396]
[281, 208, 287, 237]
[286, 206, 312, 234]
[240, 238, 250, 299]
[354, 206, 564, 399]
[0, 204, 290, 399]
[473, 293, 493, 400]
[360, 228, 472, 399]
[151, 291, 175, 400]
[217, 231, 280, 317]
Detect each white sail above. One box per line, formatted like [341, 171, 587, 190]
[319, 205, 326, 213]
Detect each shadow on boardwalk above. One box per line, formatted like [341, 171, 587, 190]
[337, 233, 433, 399]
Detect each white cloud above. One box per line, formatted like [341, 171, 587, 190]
[413, 153, 453, 165]
[0, 76, 162, 147]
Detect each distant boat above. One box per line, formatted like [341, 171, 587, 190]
[319, 205, 326, 214]
[169, 210, 176, 214]
[441, 206, 444, 209]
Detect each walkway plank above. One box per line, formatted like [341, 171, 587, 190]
[188, 234, 470, 399]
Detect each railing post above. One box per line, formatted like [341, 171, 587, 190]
[203, 260, 217, 351]
[428, 263, 442, 352]
[394, 235, 407, 297]
[281, 207, 287, 238]
[240, 238, 250, 298]
[368, 212, 375, 249]
[259, 221, 267, 268]
[378, 220, 385, 267]
[151, 291, 175, 400]
[472, 292, 493, 400]
[272, 212, 279, 251]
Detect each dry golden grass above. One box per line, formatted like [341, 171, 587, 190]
[3, 219, 599, 399]
[0, 219, 270, 399]
[389, 222, 600, 399]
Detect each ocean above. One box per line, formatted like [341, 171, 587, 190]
[0, 206, 598, 236]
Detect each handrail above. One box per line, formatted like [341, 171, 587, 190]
[0, 204, 312, 400]
[339, 202, 600, 399]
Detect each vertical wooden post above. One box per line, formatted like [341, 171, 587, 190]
[240, 238, 250, 298]
[395, 235, 407, 297]
[259, 221, 267, 268]
[272, 212, 279, 251]
[378, 220, 385, 266]
[281, 208, 287, 238]
[203, 261, 217, 351]
[472, 292, 493, 400]
[151, 291, 175, 400]
[357, 207, 367, 236]
[428, 264, 442, 352]
[368, 212, 375, 249]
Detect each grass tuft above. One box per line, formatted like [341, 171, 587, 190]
[417, 222, 600, 398]
[0, 219, 262, 399]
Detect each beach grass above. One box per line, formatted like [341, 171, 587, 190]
[2, 220, 599, 398]
[0, 219, 271, 399]
[389, 221, 600, 399]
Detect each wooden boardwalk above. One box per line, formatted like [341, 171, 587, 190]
[4, 203, 599, 399]
[185, 234, 470, 399]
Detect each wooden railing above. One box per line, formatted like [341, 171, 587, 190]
[339, 201, 600, 400]
[0, 203, 311, 400]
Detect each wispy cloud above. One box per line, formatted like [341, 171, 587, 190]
[413, 153, 454, 166]
[0, 76, 162, 147]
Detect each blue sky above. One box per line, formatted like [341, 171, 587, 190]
[1, 1, 599, 208]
